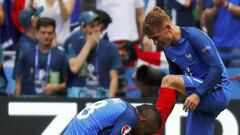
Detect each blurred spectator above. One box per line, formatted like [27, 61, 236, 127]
[26, 0, 76, 44]
[203, 0, 240, 67]
[157, 0, 165, 9]
[96, 0, 148, 98]
[167, 0, 197, 27]
[81, 0, 95, 11]
[12, 7, 43, 79]
[96, 0, 146, 45]
[63, 11, 122, 98]
[1, 0, 21, 49]
[134, 65, 166, 97]
[11, 0, 25, 33]
[70, 0, 81, 29]
[0, 46, 8, 96]
[135, 80, 159, 97]
[14, 17, 67, 97]
[0, 0, 4, 40]
[0, 0, 4, 25]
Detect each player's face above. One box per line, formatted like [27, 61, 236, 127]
[85, 21, 101, 35]
[133, 111, 159, 135]
[37, 26, 55, 47]
[133, 123, 156, 135]
[149, 25, 173, 49]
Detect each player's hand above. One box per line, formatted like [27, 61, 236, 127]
[86, 31, 101, 49]
[51, 36, 58, 48]
[42, 84, 55, 96]
[183, 93, 200, 112]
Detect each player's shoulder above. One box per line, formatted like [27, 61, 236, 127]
[181, 27, 202, 36]
[66, 31, 85, 44]
[51, 47, 66, 57]
[106, 98, 126, 104]
[181, 27, 207, 38]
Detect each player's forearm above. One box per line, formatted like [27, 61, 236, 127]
[227, 3, 240, 17]
[59, 0, 75, 21]
[108, 75, 119, 98]
[14, 76, 22, 97]
[203, 7, 219, 21]
[68, 43, 91, 74]
[109, 80, 118, 97]
[136, 7, 145, 43]
[195, 66, 222, 96]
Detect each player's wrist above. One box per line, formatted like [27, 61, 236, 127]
[193, 91, 201, 98]
[227, 3, 233, 10]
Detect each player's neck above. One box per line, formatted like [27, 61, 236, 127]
[39, 44, 51, 53]
[26, 29, 36, 40]
[172, 25, 181, 45]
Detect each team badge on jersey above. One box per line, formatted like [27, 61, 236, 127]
[121, 125, 131, 135]
[185, 53, 192, 59]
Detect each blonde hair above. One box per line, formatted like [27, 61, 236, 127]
[143, 7, 170, 37]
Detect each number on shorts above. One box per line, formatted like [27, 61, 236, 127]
[77, 100, 108, 119]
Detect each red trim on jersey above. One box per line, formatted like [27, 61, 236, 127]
[155, 87, 177, 135]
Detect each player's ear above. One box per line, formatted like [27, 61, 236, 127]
[165, 24, 171, 31]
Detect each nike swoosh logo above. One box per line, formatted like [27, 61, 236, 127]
[172, 58, 176, 62]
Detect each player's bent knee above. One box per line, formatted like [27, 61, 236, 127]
[161, 75, 176, 88]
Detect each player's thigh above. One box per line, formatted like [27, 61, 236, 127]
[183, 75, 230, 114]
[186, 110, 215, 135]
[198, 90, 230, 115]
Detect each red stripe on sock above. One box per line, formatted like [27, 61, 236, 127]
[156, 87, 177, 135]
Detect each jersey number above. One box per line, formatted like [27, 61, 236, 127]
[77, 100, 108, 119]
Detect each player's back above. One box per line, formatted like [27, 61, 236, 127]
[63, 98, 133, 135]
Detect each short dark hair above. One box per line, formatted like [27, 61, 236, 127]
[36, 17, 56, 31]
[143, 7, 170, 38]
[93, 9, 112, 28]
[136, 104, 162, 132]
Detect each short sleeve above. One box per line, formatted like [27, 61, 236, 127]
[109, 43, 122, 70]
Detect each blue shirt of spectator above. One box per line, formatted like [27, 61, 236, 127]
[168, 0, 196, 27]
[64, 31, 122, 98]
[204, 0, 240, 48]
[16, 46, 68, 95]
[0, 46, 7, 94]
[13, 34, 38, 79]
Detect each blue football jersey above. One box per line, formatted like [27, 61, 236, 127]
[164, 27, 229, 96]
[63, 98, 137, 135]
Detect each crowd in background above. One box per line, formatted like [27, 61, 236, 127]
[0, 0, 240, 98]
